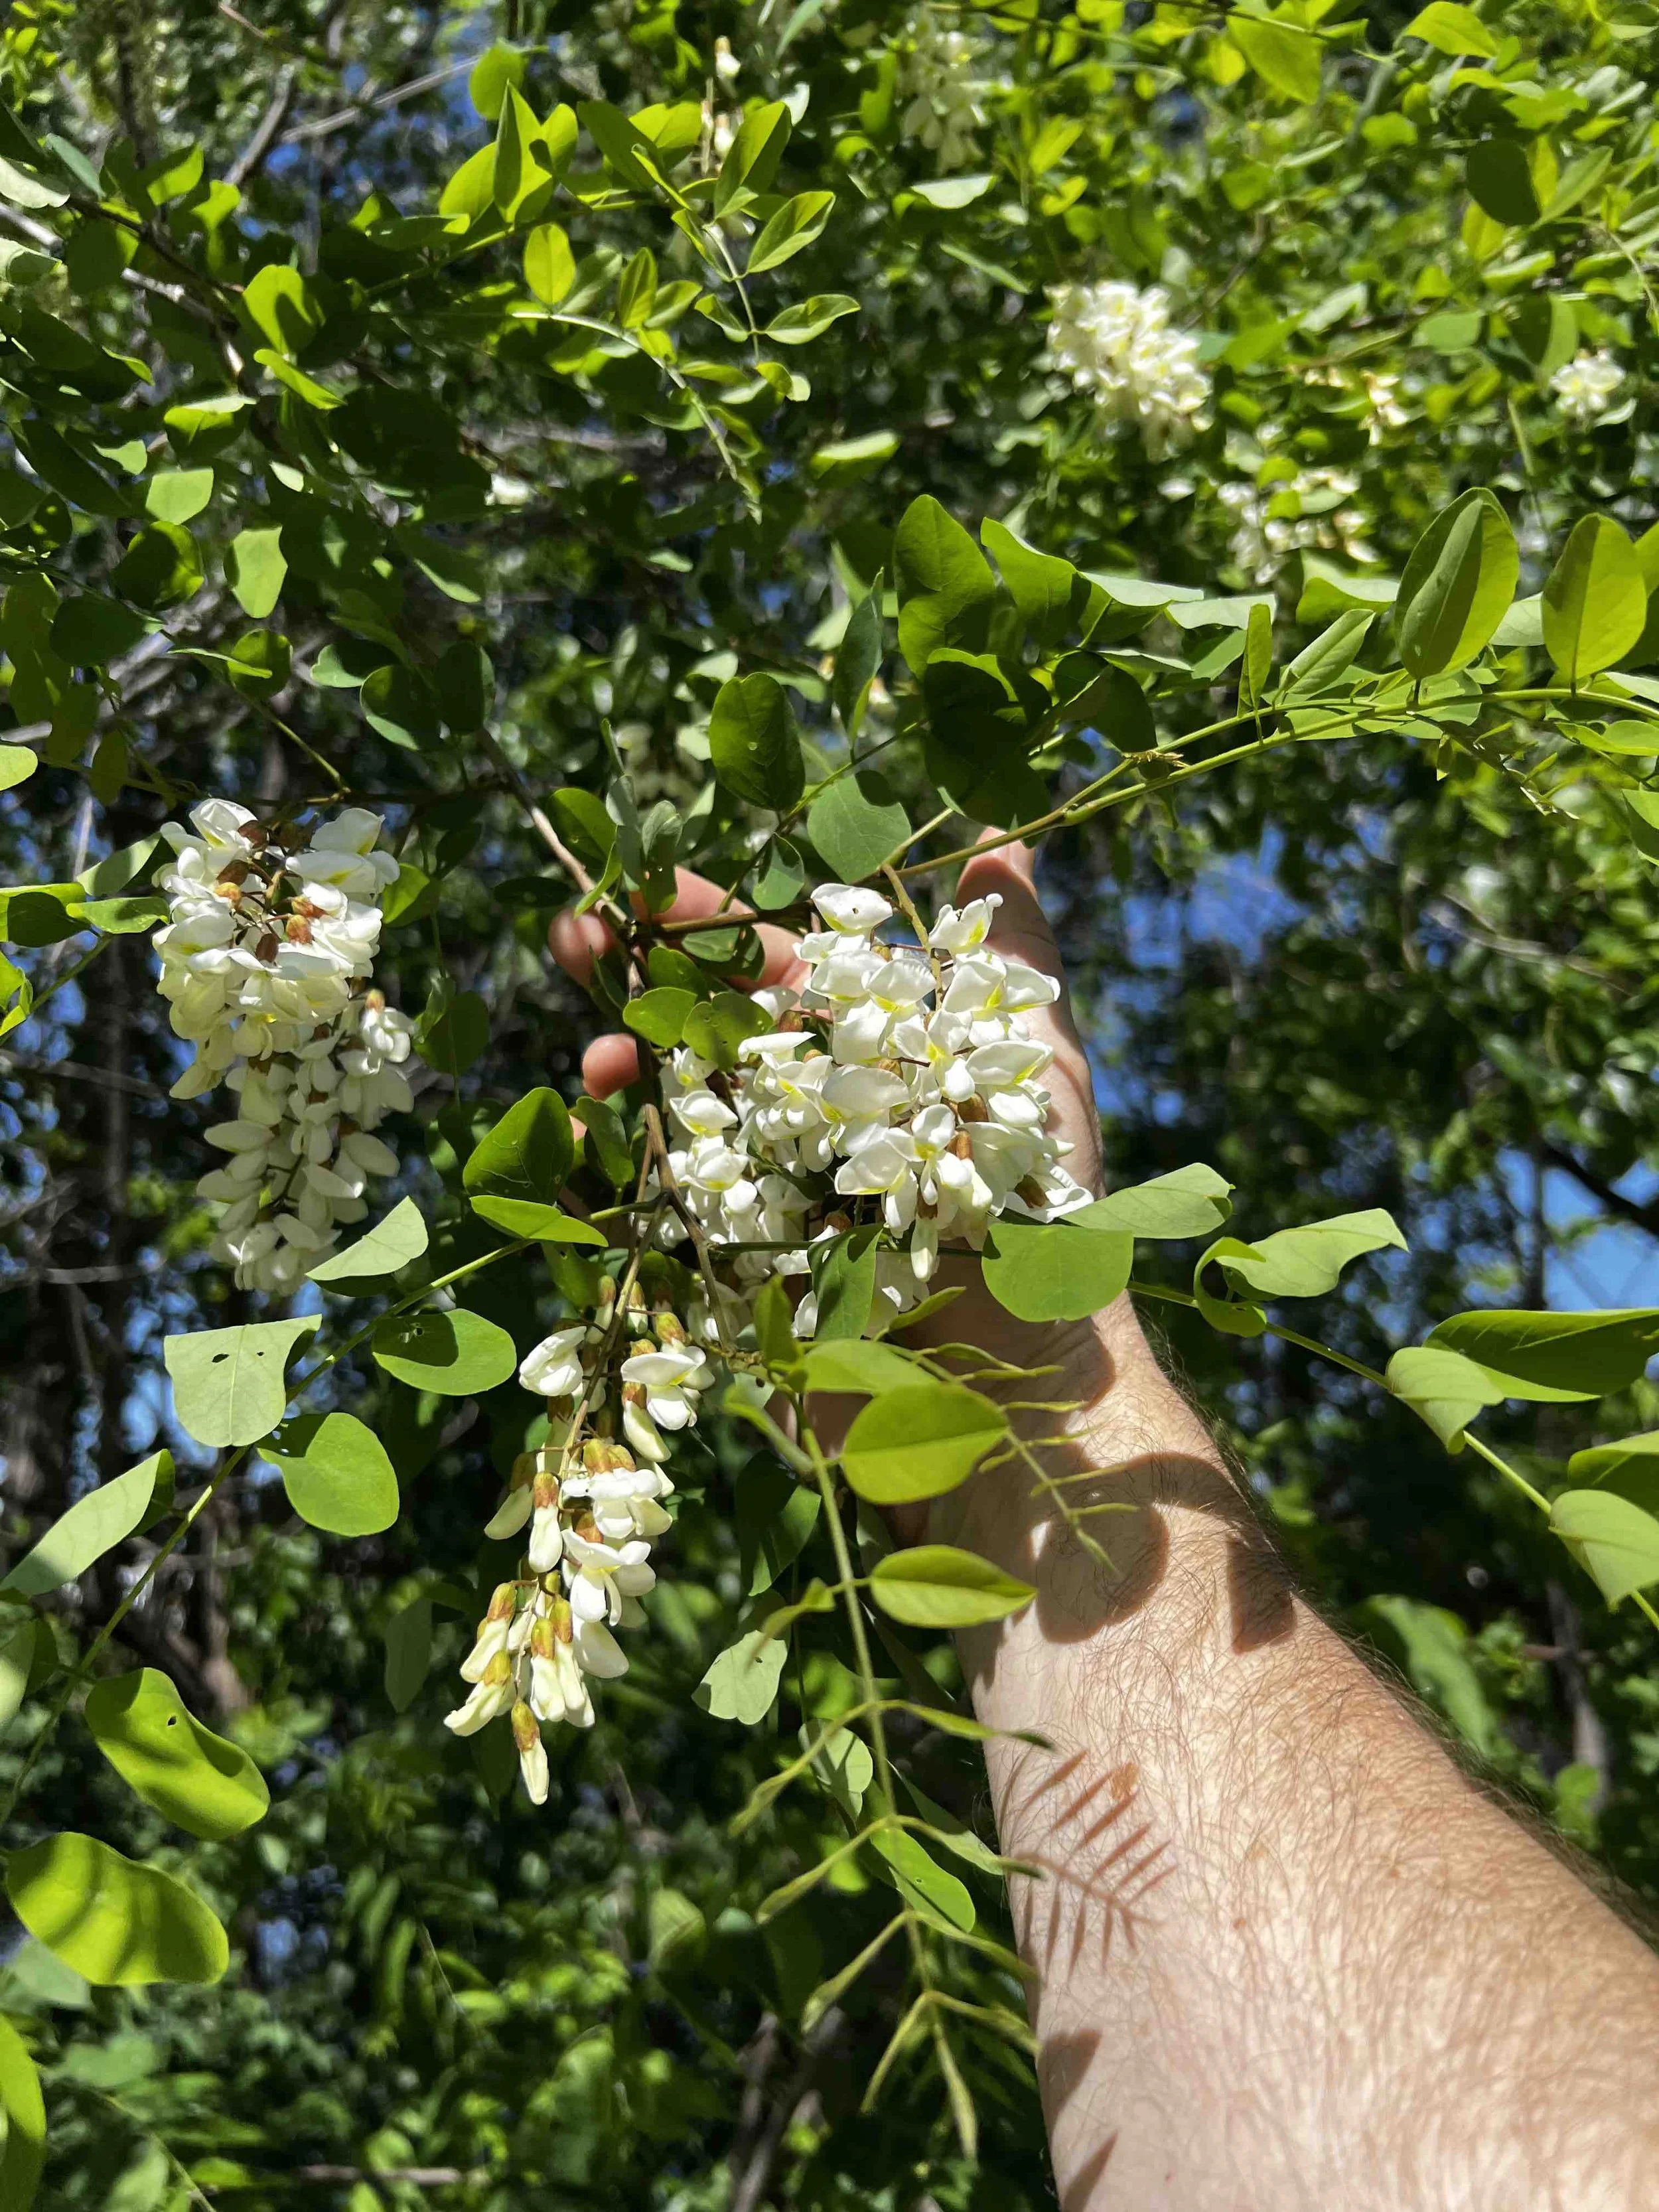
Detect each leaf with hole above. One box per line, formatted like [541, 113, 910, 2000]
[164, 1319, 317, 1449]
[84, 1669, 269, 1840]
[695, 1629, 788, 1723]
[6, 1834, 228, 1987]
[841, 1383, 1007, 1504]
[372, 1308, 518, 1396]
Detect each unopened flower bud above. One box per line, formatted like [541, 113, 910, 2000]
[510, 1700, 540, 1753]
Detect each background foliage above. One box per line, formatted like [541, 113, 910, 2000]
[4, 0, 1659, 2203]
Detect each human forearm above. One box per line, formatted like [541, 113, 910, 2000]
[948, 1300, 1659, 2211]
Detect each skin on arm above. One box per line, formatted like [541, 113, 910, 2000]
[551, 846, 1659, 2212]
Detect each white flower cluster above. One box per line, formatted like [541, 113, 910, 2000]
[1551, 349, 1626, 425]
[660, 883, 1092, 1335]
[1217, 469, 1376, 585]
[154, 801, 418, 1295]
[899, 14, 987, 171]
[449, 883, 1089, 1791]
[447, 1285, 708, 1802]
[1045, 282, 1210, 459]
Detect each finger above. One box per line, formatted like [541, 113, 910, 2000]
[583, 1033, 640, 1100]
[548, 866, 806, 993]
[956, 834, 1064, 988]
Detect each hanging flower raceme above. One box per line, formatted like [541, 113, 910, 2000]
[153, 801, 419, 1293]
[899, 14, 989, 171]
[1044, 281, 1210, 457]
[451, 882, 1087, 1795]
[449, 1284, 705, 1803]
[1551, 349, 1628, 426]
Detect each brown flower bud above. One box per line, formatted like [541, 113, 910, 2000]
[532, 1471, 560, 1512]
[550, 1596, 574, 1642]
[511, 1700, 541, 1753]
[956, 1094, 989, 1123]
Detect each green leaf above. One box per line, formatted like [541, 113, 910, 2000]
[469, 40, 525, 119]
[747, 190, 835, 274]
[1567, 1430, 1659, 1516]
[869, 1545, 1035, 1629]
[574, 1093, 633, 1191]
[1216, 1209, 1407, 1299]
[0, 2015, 46, 2212]
[1278, 609, 1372, 698]
[6, 1834, 228, 1987]
[831, 572, 884, 741]
[1542, 516, 1648, 682]
[694, 1629, 788, 1723]
[1074, 1164, 1233, 1240]
[143, 467, 213, 524]
[164, 1318, 319, 1449]
[869, 1829, 974, 1932]
[0, 1617, 50, 1736]
[420, 987, 490, 1074]
[463, 1088, 575, 1222]
[981, 516, 1080, 644]
[1396, 489, 1518, 676]
[372, 1308, 518, 1396]
[439, 143, 497, 223]
[623, 986, 696, 1049]
[1229, 11, 1323, 102]
[1467, 139, 1540, 228]
[0, 745, 35, 793]
[50, 594, 149, 666]
[810, 1226, 881, 1341]
[225, 628, 291, 700]
[1386, 1345, 1508, 1451]
[709, 673, 804, 812]
[549, 786, 617, 872]
[362, 663, 443, 749]
[765, 294, 859, 345]
[1550, 1491, 1659, 1607]
[894, 494, 997, 676]
[1355, 1596, 1499, 1757]
[683, 990, 769, 1070]
[738, 1460, 820, 1595]
[262, 1412, 401, 1537]
[715, 100, 791, 214]
[1427, 1309, 1659, 1402]
[841, 1383, 1007, 1505]
[906, 173, 993, 209]
[111, 521, 202, 611]
[83, 1669, 269, 1840]
[226, 526, 285, 619]
[241, 263, 324, 358]
[307, 1196, 428, 1286]
[801, 1338, 918, 1396]
[982, 1218, 1134, 1323]
[4, 891, 83, 949]
[384, 1597, 433, 1712]
[2, 1451, 169, 1597]
[524, 221, 575, 305]
[808, 770, 909, 883]
[1403, 3, 1499, 57]
[472, 1199, 605, 1243]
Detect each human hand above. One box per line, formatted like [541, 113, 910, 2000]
[547, 838, 1171, 1556]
